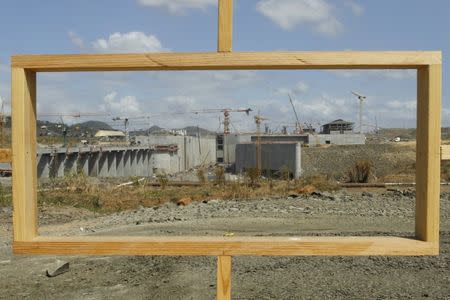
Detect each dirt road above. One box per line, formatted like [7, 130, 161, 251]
[1, 189, 449, 299]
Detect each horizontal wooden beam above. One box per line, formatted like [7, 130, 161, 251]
[14, 236, 438, 256]
[441, 145, 450, 160]
[11, 51, 441, 72]
[0, 148, 12, 163]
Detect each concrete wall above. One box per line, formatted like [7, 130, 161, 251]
[221, 134, 252, 165]
[235, 142, 301, 179]
[135, 135, 216, 171]
[249, 133, 365, 146]
[307, 133, 366, 146]
[37, 146, 163, 179]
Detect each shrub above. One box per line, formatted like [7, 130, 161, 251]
[214, 166, 225, 186]
[196, 168, 207, 185]
[245, 167, 260, 188]
[156, 173, 169, 190]
[347, 160, 373, 183]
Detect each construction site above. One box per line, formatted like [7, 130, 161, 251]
[1, 1, 449, 299]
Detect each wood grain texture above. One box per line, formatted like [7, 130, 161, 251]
[218, 0, 233, 52]
[13, 236, 438, 256]
[441, 145, 450, 160]
[11, 68, 37, 242]
[11, 51, 441, 72]
[217, 256, 231, 300]
[416, 64, 441, 244]
[0, 148, 12, 162]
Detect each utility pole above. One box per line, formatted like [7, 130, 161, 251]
[352, 91, 367, 134]
[254, 112, 269, 175]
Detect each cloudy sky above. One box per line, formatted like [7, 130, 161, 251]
[0, 0, 449, 132]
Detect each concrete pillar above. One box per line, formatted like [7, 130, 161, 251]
[77, 153, 89, 175]
[37, 153, 51, 179]
[123, 151, 131, 177]
[98, 152, 108, 177]
[107, 151, 116, 177]
[115, 151, 124, 177]
[88, 152, 99, 176]
[64, 153, 77, 175]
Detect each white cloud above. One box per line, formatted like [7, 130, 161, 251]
[331, 70, 416, 80]
[256, 0, 344, 36]
[68, 31, 85, 49]
[137, 0, 216, 14]
[276, 81, 309, 95]
[345, 0, 364, 16]
[99, 91, 142, 115]
[93, 32, 167, 53]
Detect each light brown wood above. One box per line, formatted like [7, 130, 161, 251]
[11, 68, 37, 242]
[217, 256, 231, 300]
[441, 145, 450, 160]
[0, 148, 12, 162]
[416, 64, 441, 243]
[218, 0, 233, 52]
[13, 236, 438, 256]
[11, 51, 441, 72]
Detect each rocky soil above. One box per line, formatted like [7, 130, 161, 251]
[1, 188, 450, 299]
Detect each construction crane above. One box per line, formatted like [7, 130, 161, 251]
[254, 112, 269, 175]
[112, 115, 150, 142]
[191, 108, 252, 135]
[38, 112, 110, 118]
[352, 91, 367, 134]
[288, 94, 303, 134]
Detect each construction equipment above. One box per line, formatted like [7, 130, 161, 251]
[254, 112, 269, 175]
[288, 94, 303, 134]
[352, 91, 367, 134]
[191, 108, 252, 135]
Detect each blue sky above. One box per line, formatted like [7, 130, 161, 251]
[0, 0, 449, 132]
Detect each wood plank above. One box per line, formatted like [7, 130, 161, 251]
[13, 236, 438, 256]
[0, 148, 12, 163]
[11, 68, 38, 242]
[217, 256, 231, 300]
[416, 64, 441, 243]
[218, 0, 233, 52]
[11, 51, 441, 72]
[441, 144, 450, 160]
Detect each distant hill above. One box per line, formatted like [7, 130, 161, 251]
[37, 119, 113, 138]
[130, 125, 215, 136]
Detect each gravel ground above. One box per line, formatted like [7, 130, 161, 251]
[0, 189, 449, 299]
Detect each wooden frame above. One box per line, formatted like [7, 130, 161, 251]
[9, 1, 442, 298]
[10, 51, 442, 257]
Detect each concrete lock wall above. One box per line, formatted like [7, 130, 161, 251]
[135, 135, 216, 171]
[37, 135, 216, 179]
[235, 142, 301, 179]
[37, 146, 156, 179]
[307, 133, 366, 146]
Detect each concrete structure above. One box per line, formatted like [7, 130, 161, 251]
[135, 134, 217, 171]
[216, 133, 252, 165]
[321, 119, 354, 134]
[235, 142, 301, 179]
[37, 145, 178, 179]
[250, 133, 365, 146]
[307, 133, 365, 146]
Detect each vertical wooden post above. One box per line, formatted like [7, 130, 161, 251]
[11, 68, 37, 242]
[218, 0, 233, 52]
[416, 64, 441, 246]
[217, 255, 231, 300]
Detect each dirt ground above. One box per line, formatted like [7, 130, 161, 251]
[1, 187, 449, 300]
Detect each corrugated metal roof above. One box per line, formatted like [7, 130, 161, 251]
[95, 130, 125, 137]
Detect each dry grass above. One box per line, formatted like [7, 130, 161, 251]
[346, 160, 373, 183]
[34, 172, 341, 212]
